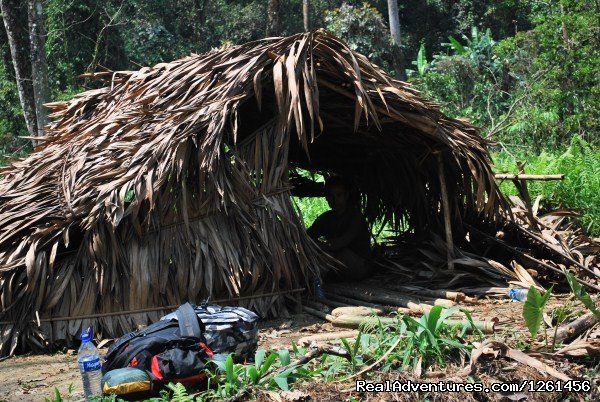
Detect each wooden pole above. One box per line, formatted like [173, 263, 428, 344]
[436, 152, 455, 270]
[299, 330, 360, 346]
[511, 162, 540, 230]
[494, 174, 564, 181]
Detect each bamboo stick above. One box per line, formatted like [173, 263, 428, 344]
[298, 330, 360, 346]
[436, 152, 455, 270]
[430, 298, 456, 308]
[494, 174, 564, 181]
[331, 306, 381, 317]
[328, 283, 416, 301]
[325, 292, 404, 314]
[511, 162, 540, 230]
[316, 298, 351, 309]
[387, 285, 465, 302]
[302, 305, 335, 322]
[327, 284, 435, 312]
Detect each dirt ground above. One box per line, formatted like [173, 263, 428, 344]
[0, 295, 598, 402]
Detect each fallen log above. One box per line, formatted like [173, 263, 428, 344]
[553, 312, 599, 344]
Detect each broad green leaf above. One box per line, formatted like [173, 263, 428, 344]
[352, 329, 362, 357]
[278, 349, 290, 366]
[440, 337, 469, 350]
[274, 375, 289, 391]
[254, 349, 266, 369]
[259, 352, 278, 376]
[247, 366, 259, 384]
[565, 271, 600, 319]
[523, 285, 553, 339]
[360, 333, 370, 352]
[448, 35, 468, 55]
[53, 387, 62, 402]
[417, 43, 427, 75]
[426, 305, 443, 334]
[213, 359, 226, 372]
[278, 366, 296, 377]
[225, 354, 235, 384]
[460, 308, 484, 340]
[290, 341, 299, 354]
[438, 306, 459, 328]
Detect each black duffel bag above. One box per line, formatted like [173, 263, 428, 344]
[102, 302, 214, 386]
[102, 302, 259, 398]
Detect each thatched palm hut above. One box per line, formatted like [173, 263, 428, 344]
[0, 30, 506, 355]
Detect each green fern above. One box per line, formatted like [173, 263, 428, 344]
[164, 383, 193, 402]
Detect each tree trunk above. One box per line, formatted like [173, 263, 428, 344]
[386, 0, 407, 81]
[0, 0, 37, 138]
[303, 0, 309, 31]
[27, 0, 50, 138]
[266, 0, 281, 37]
[193, 0, 207, 51]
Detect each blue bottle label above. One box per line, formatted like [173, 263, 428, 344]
[81, 357, 101, 372]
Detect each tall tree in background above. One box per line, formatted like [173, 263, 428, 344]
[193, 0, 207, 50]
[266, 0, 281, 36]
[0, 0, 37, 138]
[303, 0, 309, 31]
[386, 0, 407, 80]
[27, 0, 49, 137]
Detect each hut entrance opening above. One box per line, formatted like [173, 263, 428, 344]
[229, 82, 458, 284]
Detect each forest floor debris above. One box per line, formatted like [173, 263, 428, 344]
[0, 294, 598, 401]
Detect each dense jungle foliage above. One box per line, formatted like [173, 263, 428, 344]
[0, 0, 598, 231]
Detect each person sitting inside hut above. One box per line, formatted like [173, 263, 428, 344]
[307, 176, 371, 281]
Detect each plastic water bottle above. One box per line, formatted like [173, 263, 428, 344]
[507, 288, 528, 302]
[314, 277, 325, 300]
[78, 327, 102, 400]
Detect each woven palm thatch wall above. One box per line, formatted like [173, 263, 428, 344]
[0, 30, 506, 355]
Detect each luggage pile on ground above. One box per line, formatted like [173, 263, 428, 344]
[101, 302, 259, 399]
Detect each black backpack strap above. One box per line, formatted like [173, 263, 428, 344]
[176, 302, 202, 339]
